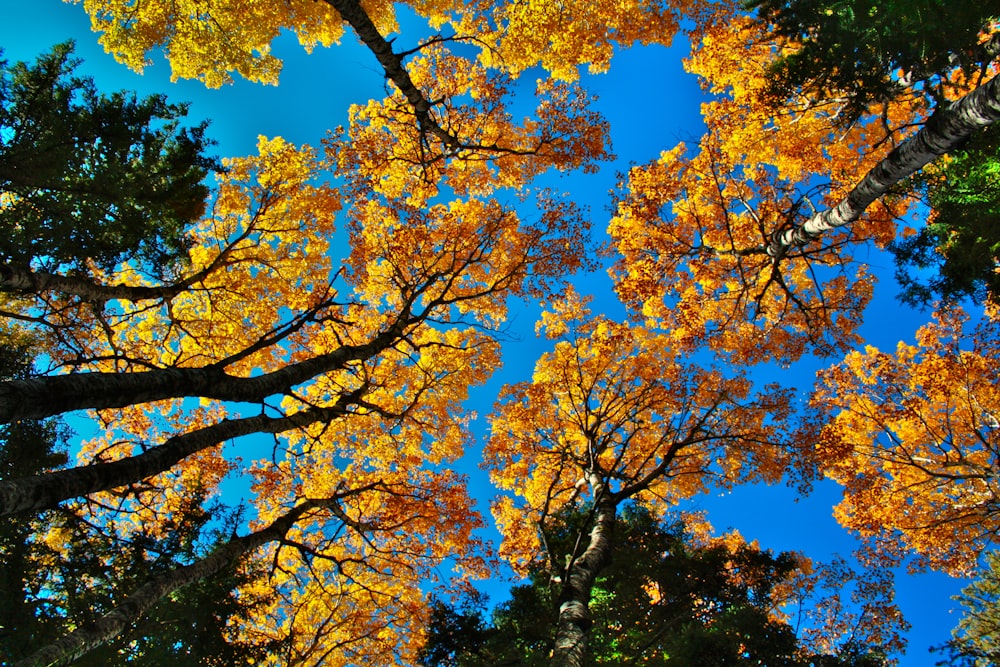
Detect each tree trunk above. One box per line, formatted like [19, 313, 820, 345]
[0, 312, 411, 424]
[551, 494, 617, 667]
[768, 74, 1000, 258]
[0, 264, 189, 302]
[14, 499, 322, 667]
[0, 388, 364, 516]
[322, 0, 459, 151]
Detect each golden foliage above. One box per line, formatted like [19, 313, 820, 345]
[609, 4, 928, 363]
[74, 0, 692, 85]
[12, 102, 592, 659]
[485, 290, 795, 572]
[18, 0, 986, 660]
[815, 308, 1000, 575]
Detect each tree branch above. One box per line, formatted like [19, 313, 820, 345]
[768, 74, 1000, 259]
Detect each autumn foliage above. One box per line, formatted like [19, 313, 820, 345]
[486, 289, 795, 570]
[816, 307, 1000, 576]
[3, 0, 1000, 665]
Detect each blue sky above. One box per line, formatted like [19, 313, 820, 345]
[0, 1, 973, 663]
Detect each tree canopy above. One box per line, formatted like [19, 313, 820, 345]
[1, 0, 999, 665]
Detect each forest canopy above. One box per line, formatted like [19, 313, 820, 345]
[1, 0, 999, 665]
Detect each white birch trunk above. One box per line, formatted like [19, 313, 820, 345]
[768, 74, 1000, 258]
[551, 493, 617, 667]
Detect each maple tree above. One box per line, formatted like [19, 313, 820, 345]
[75, 0, 689, 86]
[0, 9, 613, 659]
[0, 120, 596, 662]
[602, 3, 1000, 651]
[813, 306, 1000, 576]
[481, 289, 915, 666]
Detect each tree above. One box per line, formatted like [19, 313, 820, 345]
[484, 291, 809, 666]
[935, 550, 1000, 666]
[0, 131, 592, 663]
[0, 324, 70, 662]
[78, 0, 688, 86]
[0, 322, 280, 666]
[0, 21, 608, 663]
[813, 307, 1000, 575]
[747, 0, 1000, 124]
[891, 124, 1000, 306]
[1, 0, 961, 663]
[420, 507, 892, 667]
[0, 42, 216, 275]
[483, 290, 913, 666]
[14, 476, 484, 667]
[747, 0, 1000, 305]
[611, 0, 1000, 362]
[2, 496, 283, 667]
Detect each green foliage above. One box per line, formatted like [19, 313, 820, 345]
[419, 507, 882, 666]
[0, 495, 282, 665]
[0, 42, 217, 276]
[0, 327, 70, 662]
[934, 551, 1000, 667]
[56, 504, 282, 667]
[747, 0, 1000, 123]
[891, 124, 1000, 306]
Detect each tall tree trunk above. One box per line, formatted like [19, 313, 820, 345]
[0, 311, 412, 424]
[551, 493, 617, 667]
[14, 499, 323, 667]
[767, 74, 1000, 258]
[0, 387, 364, 516]
[321, 0, 460, 151]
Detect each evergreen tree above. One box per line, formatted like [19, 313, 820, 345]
[747, 0, 1000, 304]
[419, 508, 886, 667]
[0, 42, 217, 276]
[0, 325, 278, 666]
[0, 327, 70, 661]
[935, 551, 1000, 667]
[747, 0, 1000, 123]
[891, 124, 1000, 306]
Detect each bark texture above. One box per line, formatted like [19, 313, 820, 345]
[768, 74, 1000, 258]
[1, 264, 197, 303]
[551, 493, 616, 667]
[0, 387, 364, 516]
